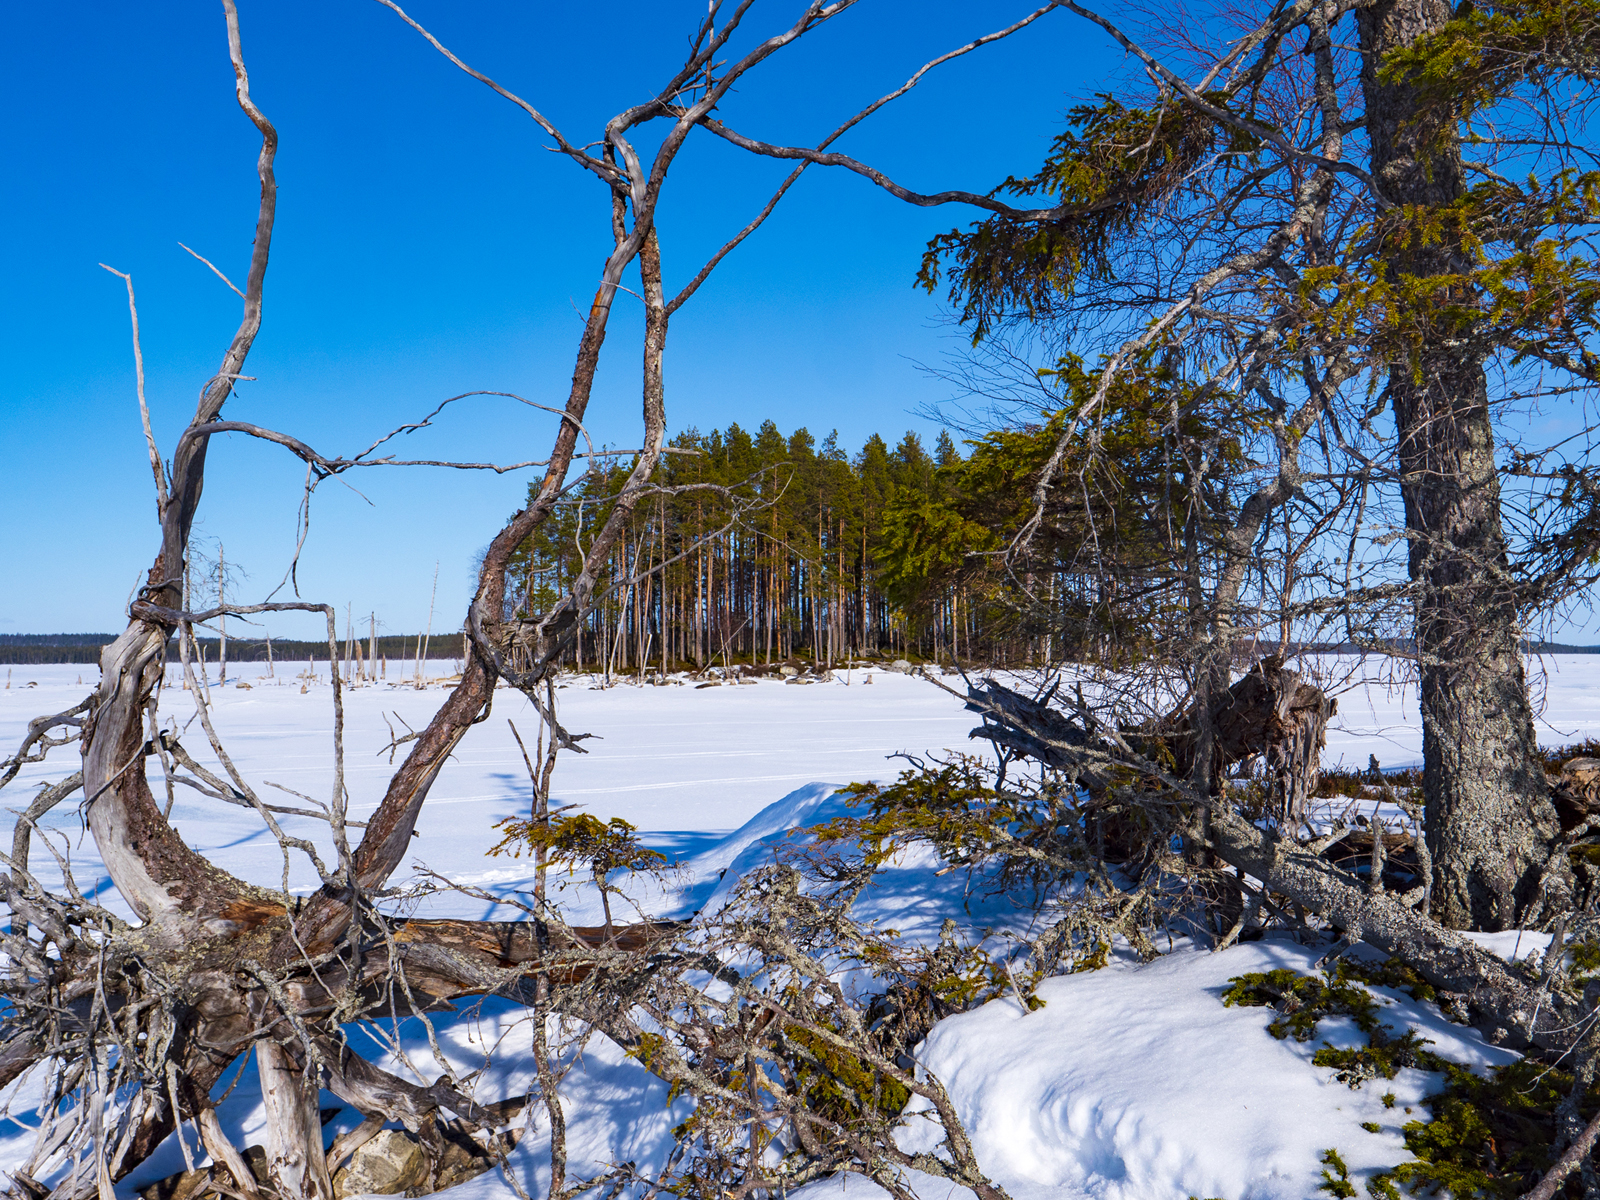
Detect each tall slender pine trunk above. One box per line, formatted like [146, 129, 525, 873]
[1358, 0, 1567, 929]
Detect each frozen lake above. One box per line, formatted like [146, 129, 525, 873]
[3, 653, 1598, 920]
[0, 653, 1591, 1200]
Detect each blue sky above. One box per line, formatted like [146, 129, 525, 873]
[0, 1, 1117, 639]
[9, 3, 1595, 649]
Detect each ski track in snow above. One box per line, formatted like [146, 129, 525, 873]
[0, 656, 1594, 1199]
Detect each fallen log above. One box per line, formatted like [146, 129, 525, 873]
[966, 657, 1334, 828]
[963, 677, 1586, 1055]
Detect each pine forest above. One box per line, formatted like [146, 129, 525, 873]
[507, 419, 993, 674]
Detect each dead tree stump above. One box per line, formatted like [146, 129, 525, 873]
[1159, 656, 1335, 828]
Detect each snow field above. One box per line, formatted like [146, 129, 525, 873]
[0, 662, 994, 921]
[0, 657, 1593, 1199]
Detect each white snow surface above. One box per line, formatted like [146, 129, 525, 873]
[0, 656, 1594, 1199]
[877, 937, 1520, 1200]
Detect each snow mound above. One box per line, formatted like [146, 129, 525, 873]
[0, 668, 1555, 1199]
[810, 939, 1519, 1200]
[675, 780, 852, 914]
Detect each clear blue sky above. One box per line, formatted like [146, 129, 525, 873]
[13, 4, 1591, 648]
[0, 0, 1122, 639]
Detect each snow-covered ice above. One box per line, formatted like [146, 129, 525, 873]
[0, 662, 996, 921]
[0, 655, 1591, 1199]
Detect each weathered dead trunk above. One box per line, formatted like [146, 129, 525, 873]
[1357, 0, 1569, 929]
[257, 1042, 333, 1200]
[35, 42, 667, 1191]
[77, 0, 281, 943]
[83, 625, 266, 941]
[1149, 657, 1335, 825]
[1207, 657, 1335, 828]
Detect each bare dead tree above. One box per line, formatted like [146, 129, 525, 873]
[0, 4, 1114, 1200]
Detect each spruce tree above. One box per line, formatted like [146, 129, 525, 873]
[916, 0, 1600, 927]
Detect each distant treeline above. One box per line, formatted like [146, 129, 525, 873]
[0, 634, 120, 665]
[4, 631, 1596, 668]
[511, 420, 983, 673]
[0, 633, 461, 666]
[0, 634, 117, 647]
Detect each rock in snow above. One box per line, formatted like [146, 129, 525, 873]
[333, 1130, 427, 1199]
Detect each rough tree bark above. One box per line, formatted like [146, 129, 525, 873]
[1357, 0, 1568, 929]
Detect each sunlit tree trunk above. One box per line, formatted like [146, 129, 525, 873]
[1358, 0, 1568, 929]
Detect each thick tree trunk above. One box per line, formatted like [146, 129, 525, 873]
[76, 0, 280, 943]
[1357, 0, 1567, 929]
